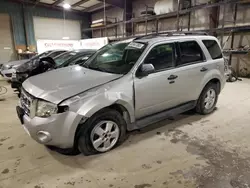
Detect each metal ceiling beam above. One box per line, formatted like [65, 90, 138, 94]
[9, 0, 88, 14]
[71, 0, 89, 7]
[83, 2, 108, 12]
[99, 0, 124, 8]
[91, 5, 114, 14]
[52, 0, 64, 6]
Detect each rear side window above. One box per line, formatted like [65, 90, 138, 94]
[202, 40, 222, 59]
[178, 41, 204, 66]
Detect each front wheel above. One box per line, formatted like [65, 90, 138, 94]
[196, 83, 219, 115]
[77, 109, 127, 156]
[46, 145, 80, 155]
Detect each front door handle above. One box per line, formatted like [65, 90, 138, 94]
[200, 67, 208, 72]
[168, 75, 178, 80]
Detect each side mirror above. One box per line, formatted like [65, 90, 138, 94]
[137, 64, 155, 77]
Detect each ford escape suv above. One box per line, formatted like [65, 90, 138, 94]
[16, 33, 226, 155]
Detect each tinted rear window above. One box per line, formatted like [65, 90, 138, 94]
[202, 40, 222, 60]
[178, 41, 204, 65]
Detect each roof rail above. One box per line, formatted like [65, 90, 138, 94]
[133, 33, 158, 40]
[134, 31, 208, 40]
[161, 31, 208, 36]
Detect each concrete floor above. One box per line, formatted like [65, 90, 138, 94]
[1, 78, 250, 188]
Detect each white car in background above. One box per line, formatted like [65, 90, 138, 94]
[0, 50, 66, 81]
[0, 59, 29, 80]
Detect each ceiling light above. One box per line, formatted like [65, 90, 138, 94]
[62, 36, 70, 40]
[63, 3, 71, 9]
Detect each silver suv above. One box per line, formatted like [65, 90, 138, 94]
[16, 33, 226, 155]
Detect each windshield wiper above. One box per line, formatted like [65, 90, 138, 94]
[88, 66, 115, 74]
[89, 66, 106, 72]
[80, 62, 89, 68]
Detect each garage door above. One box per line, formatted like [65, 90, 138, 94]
[0, 14, 15, 64]
[33, 16, 81, 40]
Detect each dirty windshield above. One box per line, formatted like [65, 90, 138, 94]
[82, 41, 146, 74]
[54, 52, 77, 66]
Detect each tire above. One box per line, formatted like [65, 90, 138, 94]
[77, 108, 127, 156]
[46, 145, 80, 156]
[196, 82, 219, 115]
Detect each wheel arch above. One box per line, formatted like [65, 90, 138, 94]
[196, 77, 220, 115]
[204, 78, 221, 94]
[74, 101, 134, 143]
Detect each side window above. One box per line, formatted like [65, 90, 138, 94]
[178, 41, 204, 66]
[202, 40, 222, 60]
[144, 43, 175, 71]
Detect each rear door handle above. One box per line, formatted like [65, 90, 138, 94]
[168, 75, 178, 80]
[200, 67, 208, 72]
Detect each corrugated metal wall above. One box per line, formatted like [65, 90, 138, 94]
[0, 1, 25, 48]
[0, 0, 90, 52]
[0, 14, 16, 63]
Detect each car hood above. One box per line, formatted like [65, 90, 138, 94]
[22, 65, 122, 104]
[5, 59, 29, 67]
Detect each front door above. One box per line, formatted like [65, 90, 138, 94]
[134, 42, 178, 119]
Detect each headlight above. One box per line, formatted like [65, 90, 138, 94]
[36, 100, 58, 118]
[6, 65, 13, 69]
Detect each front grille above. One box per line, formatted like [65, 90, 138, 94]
[20, 89, 34, 116]
[5, 73, 12, 78]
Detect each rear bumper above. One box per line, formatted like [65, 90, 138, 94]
[221, 72, 228, 90]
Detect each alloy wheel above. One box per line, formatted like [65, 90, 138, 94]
[90, 121, 120, 152]
[204, 88, 216, 110]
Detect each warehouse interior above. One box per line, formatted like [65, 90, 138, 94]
[1, 0, 250, 187]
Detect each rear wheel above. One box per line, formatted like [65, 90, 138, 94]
[196, 82, 219, 114]
[77, 109, 127, 156]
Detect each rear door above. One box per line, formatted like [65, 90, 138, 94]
[202, 39, 224, 76]
[169, 39, 209, 104]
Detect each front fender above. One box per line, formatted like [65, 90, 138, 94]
[76, 92, 135, 123]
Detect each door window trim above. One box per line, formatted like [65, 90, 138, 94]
[175, 40, 207, 68]
[135, 41, 177, 76]
[202, 39, 223, 60]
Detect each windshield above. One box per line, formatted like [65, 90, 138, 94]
[82, 41, 146, 74]
[54, 52, 77, 66]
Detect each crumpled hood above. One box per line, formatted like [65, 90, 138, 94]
[22, 65, 122, 104]
[4, 59, 29, 67]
